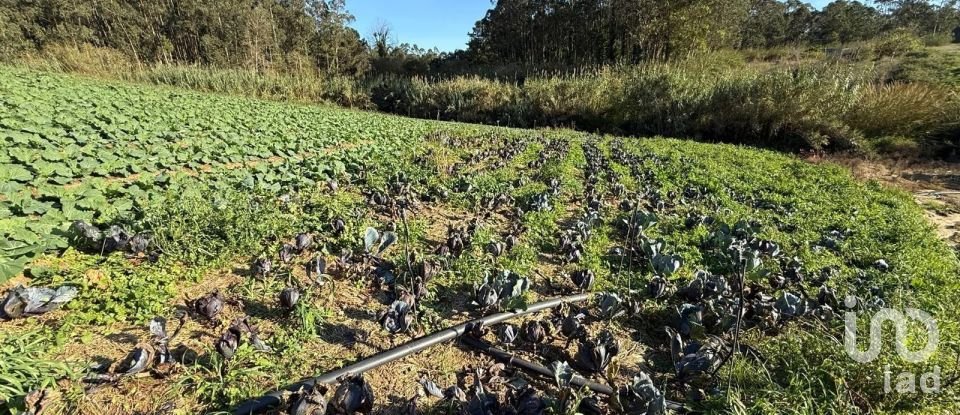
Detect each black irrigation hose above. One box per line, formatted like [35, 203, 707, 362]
[460, 335, 613, 394]
[232, 293, 591, 414]
[461, 336, 686, 412]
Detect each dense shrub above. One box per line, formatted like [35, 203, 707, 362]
[619, 63, 735, 137]
[700, 67, 864, 149]
[414, 76, 527, 125]
[863, 135, 922, 155]
[740, 47, 825, 63]
[922, 33, 953, 47]
[369, 61, 870, 150]
[525, 70, 626, 130]
[367, 75, 527, 125]
[871, 29, 924, 58]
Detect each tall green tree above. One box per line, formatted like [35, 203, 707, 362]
[813, 0, 883, 44]
[741, 0, 790, 48]
[308, 0, 369, 75]
[0, 0, 369, 75]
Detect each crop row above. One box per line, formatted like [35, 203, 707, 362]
[0, 69, 447, 280]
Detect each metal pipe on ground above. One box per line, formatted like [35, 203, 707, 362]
[232, 292, 591, 414]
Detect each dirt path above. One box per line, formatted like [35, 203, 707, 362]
[820, 155, 960, 248]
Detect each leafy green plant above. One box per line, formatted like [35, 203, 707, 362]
[177, 345, 278, 408]
[0, 330, 78, 410]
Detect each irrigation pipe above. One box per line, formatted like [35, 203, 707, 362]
[232, 292, 591, 414]
[460, 336, 686, 412]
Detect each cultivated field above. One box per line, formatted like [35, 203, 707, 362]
[1, 69, 958, 414]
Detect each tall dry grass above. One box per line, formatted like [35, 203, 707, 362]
[11, 43, 959, 154]
[845, 83, 954, 137]
[368, 59, 886, 150]
[134, 65, 370, 108]
[16, 43, 139, 75]
[14, 44, 371, 108]
[699, 65, 866, 149]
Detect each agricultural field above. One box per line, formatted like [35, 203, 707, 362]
[1, 68, 958, 415]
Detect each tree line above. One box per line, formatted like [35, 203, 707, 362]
[466, 0, 960, 68]
[1, 0, 958, 76]
[0, 0, 369, 75]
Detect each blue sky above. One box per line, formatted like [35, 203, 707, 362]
[348, 0, 492, 52]
[347, 0, 837, 52]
